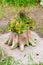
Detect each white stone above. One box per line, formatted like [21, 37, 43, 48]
[20, 44, 24, 51]
[40, 0, 43, 5]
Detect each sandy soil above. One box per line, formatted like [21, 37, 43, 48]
[0, 31, 43, 64]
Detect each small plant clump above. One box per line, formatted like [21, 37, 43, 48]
[5, 13, 36, 51]
[7, 13, 35, 34]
